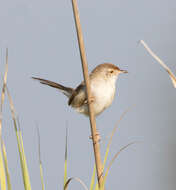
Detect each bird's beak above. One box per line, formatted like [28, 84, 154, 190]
[120, 69, 128, 74]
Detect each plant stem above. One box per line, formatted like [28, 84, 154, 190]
[71, 0, 104, 189]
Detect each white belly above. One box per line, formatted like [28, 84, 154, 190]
[74, 78, 116, 116]
[91, 81, 115, 115]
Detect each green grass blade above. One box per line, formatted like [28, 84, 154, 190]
[64, 160, 67, 188]
[0, 48, 8, 137]
[18, 130, 32, 190]
[37, 127, 45, 190]
[2, 141, 12, 190]
[89, 165, 96, 190]
[94, 183, 99, 190]
[103, 108, 132, 170]
[5, 49, 31, 190]
[6, 86, 31, 190]
[92, 108, 132, 190]
[16, 129, 27, 188]
[39, 162, 45, 190]
[63, 128, 68, 188]
[0, 48, 8, 114]
[102, 142, 137, 189]
[0, 48, 9, 190]
[0, 142, 6, 190]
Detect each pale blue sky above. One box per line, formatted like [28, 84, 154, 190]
[0, 0, 176, 189]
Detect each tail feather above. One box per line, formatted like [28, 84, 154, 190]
[32, 77, 74, 98]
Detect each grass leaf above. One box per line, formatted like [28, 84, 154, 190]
[0, 142, 6, 190]
[0, 48, 8, 136]
[102, 142, 137, 188]
[64, 177, 88, 190]
[0, 48, 9, 190]
[6, 86, 32, 190]
[18, 129, 32, 190]
[39, 163, 45, 190]
[37, 127, 45, 190]
[2, 141, 12, 190]
[64, 128, 68, 188]
[103, 107, 132, 170]
[89, 165, 96, 190]
[90, 108, 132, 190]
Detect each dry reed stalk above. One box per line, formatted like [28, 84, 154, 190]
[140, 40, 176, 88]
[71, 0, 104, 188]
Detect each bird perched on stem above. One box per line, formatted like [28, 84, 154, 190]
[32, 63, 127, 116]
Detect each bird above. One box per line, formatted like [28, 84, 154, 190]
[32, 63, 127, 116]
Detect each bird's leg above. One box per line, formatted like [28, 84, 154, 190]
[89, 96, 95, 104]
[87, 96, 100, 141]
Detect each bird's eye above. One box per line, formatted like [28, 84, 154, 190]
[110, 70, 113, 73]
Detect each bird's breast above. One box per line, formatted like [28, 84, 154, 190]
[91, 80, 116, 115]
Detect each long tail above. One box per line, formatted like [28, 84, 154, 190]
[32, 77, 74, 98]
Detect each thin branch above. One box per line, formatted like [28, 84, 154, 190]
[140, 40, 176, 88]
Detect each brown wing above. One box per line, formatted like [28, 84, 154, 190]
[68, 82, 86, 107]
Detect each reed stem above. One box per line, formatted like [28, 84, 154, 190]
[71, 0, 104, 188]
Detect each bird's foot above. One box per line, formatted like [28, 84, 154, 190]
[89, 131, 101, 142]
[84, 97, 95, 105]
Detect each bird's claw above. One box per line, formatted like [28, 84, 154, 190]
[84, 97, 94, 105]
[89, 131, 101, 142]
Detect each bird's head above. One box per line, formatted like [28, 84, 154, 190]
[91, 63, 128, 82]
